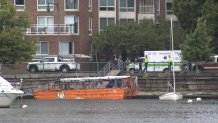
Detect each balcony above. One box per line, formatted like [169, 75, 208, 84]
[26, 24, 78, 35]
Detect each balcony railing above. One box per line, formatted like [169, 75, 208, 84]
[26, 24, 78, 35]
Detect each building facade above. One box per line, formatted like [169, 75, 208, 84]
[11, 0, 176, 60]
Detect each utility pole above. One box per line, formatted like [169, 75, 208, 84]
[47, 0, 60, 51]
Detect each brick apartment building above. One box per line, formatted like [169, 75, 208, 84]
[11, 0, 176, 60]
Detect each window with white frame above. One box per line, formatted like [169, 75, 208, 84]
[120, 0, 134, 12]
[88, 0, 92, 11]
[139, 0, 154, 14]
[100, 18, 115, 31]
[65, 0, 78, 10]
[38, 0, 53, 11]
[37, 16, 54, 33]
[166, 0, 173, 15]
[36, 41, 48, 55]
[15, 0, 24, 11]
[64, 16, 79, 34]
[89, 17, 92, 35]
[100, 0, 115, 11]
[59, 42, 73, 55]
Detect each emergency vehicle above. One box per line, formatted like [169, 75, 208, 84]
[128, 50, 181, 72]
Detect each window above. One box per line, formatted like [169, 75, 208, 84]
[166, 0, 173, 15]
[43, 58, 55, 62]
[88, 0, 92, 11]
[89, 17, 92, 35]
[100, 0, 115, 11]
[38, 0, 53, 11]
[59, 42, 73, 55]
[156, 0, 160, 15]
[139, 0, 154, 14]
[15, 0, 24, 11]
[64, 16, 79, 34]
[37, 16, 54, 33]
[119, 19, 134, 23]
[100, 18, 115, 31]
[36, 42, 48, 55]
[120, 0, 134, 12]
[65, 0, 78, 10]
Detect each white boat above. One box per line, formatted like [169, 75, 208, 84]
[159, 18, 183, 101]
[0, 76, 24, 107]
[159, 92, 183, 101]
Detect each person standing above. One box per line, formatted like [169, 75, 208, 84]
[143, 55, 149, 72]
[126, 57, 130, 65]
[136, 56, 142, 72]
[117, 55, 123, 70]
[125, 57, 131, 72]
[113, 57, 118, 67]
[168, 55, 172, 71]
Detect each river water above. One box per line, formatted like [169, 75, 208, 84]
[0, 99, 218, 123]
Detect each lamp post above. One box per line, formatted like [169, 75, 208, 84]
[47, 1, 60, 40]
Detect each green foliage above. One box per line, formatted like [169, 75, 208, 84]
[202, 0, 218, 53]
[92, 33, 107, 62]
[181, 18, 213, 62]
[0, 0, 36, 63]
[173, 0, 218, 54]
[92, 20, 185, 61]
[173, 0, 206, 32]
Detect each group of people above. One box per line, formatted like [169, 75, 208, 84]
[134, 55, 173, 72]
[135, 55, 149, 72]
[113, 55, 123, 69]
[115, 54, 173, 72]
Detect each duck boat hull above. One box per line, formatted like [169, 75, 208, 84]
[33, 76, 138, 100]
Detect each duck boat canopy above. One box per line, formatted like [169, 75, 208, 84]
[60, 75, 132, 82]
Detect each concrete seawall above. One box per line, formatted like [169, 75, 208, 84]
[2, 71, 218, 99]
[138, 71, 218, 92]
[136, 71, 218, 99]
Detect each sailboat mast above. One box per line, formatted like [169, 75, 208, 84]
[170, 18, 176, 93]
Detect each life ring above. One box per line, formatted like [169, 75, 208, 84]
[57, 91, 65, 99]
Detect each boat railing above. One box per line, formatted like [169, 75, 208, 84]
[127, 76, 139, 96]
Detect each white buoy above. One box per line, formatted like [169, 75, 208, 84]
[21, 104, 28, 109]
[187, 99, 193, 103]
[196, 97, 202, 101]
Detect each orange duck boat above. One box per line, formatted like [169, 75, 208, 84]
[33, 75, 139, 100]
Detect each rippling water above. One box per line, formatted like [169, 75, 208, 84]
[0, 99, 218, 123]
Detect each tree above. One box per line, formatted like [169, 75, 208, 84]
[181, 18, 213, 63]
[173, 0, 206, 32]
[173, 0, 218, 54]
[93, 22, 145, 61]
[92, 33, 108, 62]
[202, 0, 218, 53]
[92, 20, 185, 61]
[0, 0, 36, 64]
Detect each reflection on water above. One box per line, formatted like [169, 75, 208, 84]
[0, 99, 218, 123]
